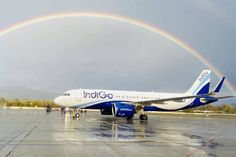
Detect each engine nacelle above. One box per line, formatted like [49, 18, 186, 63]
[112, 102, 135, 118]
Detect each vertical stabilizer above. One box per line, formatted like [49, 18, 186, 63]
[186, 70, 211, 95]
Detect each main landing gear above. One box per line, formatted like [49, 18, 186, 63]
[139, 114, 148, 120]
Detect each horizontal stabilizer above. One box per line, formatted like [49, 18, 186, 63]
[213, 77, 225, 93]
[215, 96, 235, 100]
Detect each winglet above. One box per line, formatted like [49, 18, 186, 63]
[213, 77, 225, 93]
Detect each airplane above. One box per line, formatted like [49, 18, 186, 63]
[54, 70, 234, 120]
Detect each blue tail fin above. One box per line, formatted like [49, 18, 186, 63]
[186, 70, 211, 95]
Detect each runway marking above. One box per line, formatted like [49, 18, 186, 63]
[0, 113, 48, 157]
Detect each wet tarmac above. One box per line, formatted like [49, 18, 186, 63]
[0, 109, 236, 157]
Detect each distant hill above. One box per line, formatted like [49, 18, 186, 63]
[0, 86, 59, 99]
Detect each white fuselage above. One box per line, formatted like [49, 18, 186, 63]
[54, 88, 193, 110]
[53, 70, 222, 111]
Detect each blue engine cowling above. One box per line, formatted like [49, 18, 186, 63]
[112, 102, 135, 118]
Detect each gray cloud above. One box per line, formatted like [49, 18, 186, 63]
[0, 0, 235, 102]
[0, 19, 205, 93]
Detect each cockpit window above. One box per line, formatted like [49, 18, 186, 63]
[64, 93, 70, 96]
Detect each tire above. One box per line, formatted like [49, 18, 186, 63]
[139, 114, 148, 120]
[75, 113, 80, 118]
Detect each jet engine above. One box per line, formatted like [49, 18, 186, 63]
[112, 102, 135, 118]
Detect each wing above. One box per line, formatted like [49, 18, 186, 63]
[70, 95, 235, 109]
[134, 94, 210, 105]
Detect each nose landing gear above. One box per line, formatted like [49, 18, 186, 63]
[75, 112, 80, 118]
[72, 110, 80, 119]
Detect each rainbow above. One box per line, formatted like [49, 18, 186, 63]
[0, 12, 235, 95]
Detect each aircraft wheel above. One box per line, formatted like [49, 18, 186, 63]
[75, 113, 80, 118]
[139, 114, 148, 120]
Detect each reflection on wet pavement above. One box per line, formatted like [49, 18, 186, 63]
[0, 109, 236, 157]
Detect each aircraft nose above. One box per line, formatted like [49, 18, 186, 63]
[54, 96, 62, 105]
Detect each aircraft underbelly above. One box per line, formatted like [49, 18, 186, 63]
[151, 100, 192, 110]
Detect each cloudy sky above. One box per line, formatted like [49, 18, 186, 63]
[0, 0, 235, 101]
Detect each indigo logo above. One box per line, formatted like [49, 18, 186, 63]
[199, 71, 208, 81]
[83, 91, 113, 99]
